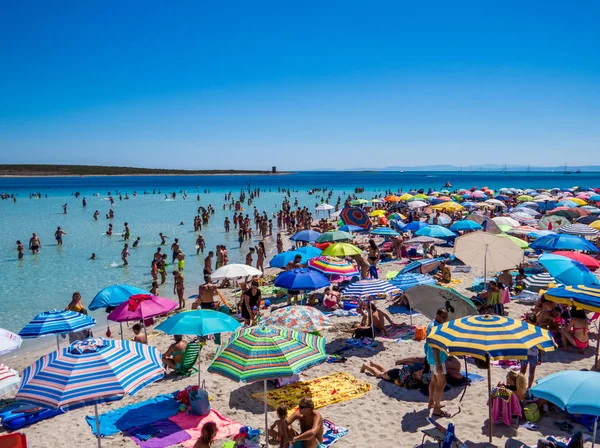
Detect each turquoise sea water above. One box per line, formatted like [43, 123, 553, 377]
[1, 170, 599, 334]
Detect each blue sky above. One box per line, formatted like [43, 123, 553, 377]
[1, 1, 598, 170]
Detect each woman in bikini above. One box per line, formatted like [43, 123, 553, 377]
[367, 239, 380, 279]
[162, 335, 188, 370]
[560, 307, 589, 353]
[255, 242, 266, 272]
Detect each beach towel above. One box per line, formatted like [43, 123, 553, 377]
[169, 409, 243, 448]
[387, 305, 421, 316]
[252, 372, 371, 414]
[86, 393, 181, 437]
[452, 266, 471, 273]
[379, 324, 415, 341]
[127, 419, 191, 448]
[463, 372, 484, 383]
[322, 419, 349, 447]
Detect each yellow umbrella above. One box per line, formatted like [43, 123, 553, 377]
[568, 197, 587, 206]
[398, 193, 413, 201]
[590, 221, 600, 230]
[431, 202, 463, 212]
[369, 210, 386, 217]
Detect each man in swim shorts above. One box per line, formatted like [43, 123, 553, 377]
[29, 233, 41, 253]
[286, 397, 324, 448]
[204, 251, 214, 282]
[194, 276, 219, 310]
[54, 227, 67, 246]
[425, 307, 449, 417]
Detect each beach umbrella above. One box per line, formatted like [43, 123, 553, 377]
[315, 203, 334, 211]
[530, 234, 600, 253]
[340, 207, 372, 230]
[568, 198, 587, 206]
[89, 284, 151, 311]
[582, 206, 600, 214]
[290, 230, 321, 243]
[545, 284, 600, 313]
[427, 213, 452, 226]
[415, 225, 456, 239]
[208, 326, 327, 445]
[321, 243, 362, 257]
[431, 202, 463, 212]
[398, 193, 413, 201]
[454, 233, 523, 285]
[408, 200, 428, 209]
[269, 251, 312, 268]
[528, 230, 557, 239]
[539, 215, 570, 231]
[466, 214, 502, 234]
[155, 310, 242, 385]
[497, 224, 514, 233]
[315, 230, 354, 243]
[211, 263, 263, 279]
[107, 294, 177, 341]
[262, 306, 332, 333]
[485, 199, 507, 207]
[531, 371, 600, 447]
[19, 310, 96, 351]
[556, 200, 580, 208]
[369, 209, 386, 217]
[405, 236, 446, 245]
[341, 279, 400, 300]
[552, 251, 600, 271]
[524, 272, 560, 292]
[308, 256, 359, 276]
[384, 195, 401, 202]
[350, 199, 369, 206]
[539, 254, 599, 287]
[559, 223, 599, 238]
[369, 227, 400, 237]
[592, 221, 600, 231]
[427, 314, 555, 443]
[517, 195, 534, 202]
[492, 217, 520, 228]
[0, 364, 20, 398]
[513, 206, 541, 216]
[390, 272, 436, 290]
[507, 225, 539, 236]
[273, 268, 330, 291]
[403, 221, 429, 232]
[509, 212, 539, 225]
[499, 234, 529, 249]
[578, 216, 600, 225]
[399, 258, 444, 275]
[0, 328, 22, 356]
[549, 208, 591, 219]
[404, 285, 477, 321]
[387, 212, 407, 221]
[338, 224, 365, 232]
[294, 246, 323, 257]
[17, 338, 163, 448]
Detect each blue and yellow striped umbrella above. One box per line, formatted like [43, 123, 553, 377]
[208, 326, 326, 383]
[426, 314, 555, 361]
[545, 285, 600, 313]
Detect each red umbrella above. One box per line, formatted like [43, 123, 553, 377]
[551, 251, 600, 271]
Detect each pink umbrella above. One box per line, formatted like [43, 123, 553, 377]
[107, 294, 177, 340]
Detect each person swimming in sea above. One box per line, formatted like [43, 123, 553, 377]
[132, 237, 140, 248]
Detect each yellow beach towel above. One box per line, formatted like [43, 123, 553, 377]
[252, 372, 371, 414]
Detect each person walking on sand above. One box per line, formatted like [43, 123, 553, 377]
[425, 308, 450, 417]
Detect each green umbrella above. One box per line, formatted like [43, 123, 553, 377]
[315, 230, 354, 243]
[321, 243, 363, 257]
[350, 199, 369, 205]
[500, 233, 529, 249]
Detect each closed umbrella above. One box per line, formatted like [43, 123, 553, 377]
[405, 285, 477, 320]
[155, 310, 242, 385]
[290, 230, 321, 243]
[0, 328, 22, 356]
[211, 263, 263, 279]
[315, 230, 354, 243]
[454, 233, 523, 285]
[530, 234, 600, 253]
[89, 284, 151, 311]
[208, 326, 326, 445]
[19, 310, 96, 351]
[321, 243, 363, 257]
[17, 338, 163, 448]
[530, 371, 600, 447]
[262, 306, 332, 332]
[427, 315, 555, 443]
[539, 254, 599, 287]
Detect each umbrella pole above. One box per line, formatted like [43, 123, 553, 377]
[487, 355, 493, 444]
[264, 379, 269, 446]
[119, 322, 124, 341]
[143, 321, 148, 342]
[56, 334, 60, 351]
[595, 337, 599, 372]
[197, 356, 201, 387]
[592, 416, 597, 448]
[484, 245, 488, 289]
[94, 403, 102, 448]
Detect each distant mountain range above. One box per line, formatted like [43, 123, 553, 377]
[345, 165, 600, 172]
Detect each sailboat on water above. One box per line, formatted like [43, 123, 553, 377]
[563, 163, 572, 175]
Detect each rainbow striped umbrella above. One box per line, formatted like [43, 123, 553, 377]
[262, 306, 332, 333]
[208, 326, 326, 444]
[17, 337, 163, 447]
[308, 256, 359, 276]
[427, 314, 555, 443]
[0, 364, 20, 397]
[19, 310, 96, 350]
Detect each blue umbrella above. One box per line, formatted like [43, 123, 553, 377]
[390, 273, 436, 290]
[294, 246, 323, 257]
[528, 230, 557, 239]
[557, 200, 580, 208]
[450, 220, 483, 232]
[339, 224, 366, 232]
[273, 268, 330, 291]
[89, 284, 150, 311]
[495, 195, 510, 201]
[290, 230, 321, 243]
[415, 225, 456, 238]
[269, 251, 312, 268]
[590, 195, 600, 202]
[341, 279, 400, 300]
[399, 258, 444, 275]
[461, 201, 477, 208]
[530, 234, 600, 253]
[403, 221, 430, 232]
[531, 371, 600, 446]
[539, 254, 599, 287]
[19, 310, 96, 350]
[389, 219, 406, 232]
[370, 227, 400, 236]
[535, 200, 558, 211]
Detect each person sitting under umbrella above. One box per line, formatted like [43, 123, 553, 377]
[560, 307, 589, 353]
[433, 260, 451, 284]
[354, 302, 396, 338]
[286, 397, 323, 448]
[162, 335, 188, 371]
[132, 324, 147, 344]
[322, 286, 342, 310]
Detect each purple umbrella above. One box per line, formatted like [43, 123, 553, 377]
[107, 294, 177, 340]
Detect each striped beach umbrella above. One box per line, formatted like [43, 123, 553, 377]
[524, 272, 560, 292]
[308, 256, 359, 276]
[341, 279, 400, 300]
[509, 212, 539, 225]
[340, 207, 372, 230]
[208, 326, 326, 445]
[559, 223, 600, 238]
[17, 337, 163, 447]
[0, 328, 22, 356]
[370, 227, 400, 236]
[539, 215, 570, 231]
[399, 257, 444, 275]
[19, 310, 96, 350]
[262, 306, 332, 333]
[0, 364, 20, 398]
[427, 314, 555, 443]
[390, 273, 436, 290]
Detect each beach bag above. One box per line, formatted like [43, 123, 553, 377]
[523, 403, 540, 422]
[189, 381, 210, 416]
[414, 326, 427, 341]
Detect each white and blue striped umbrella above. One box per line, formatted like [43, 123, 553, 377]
[19, 310, 96, 339]
[341, 279, 400, 300]
[390, 273, 436, 290]
[0, 364, 20, 398]
[559, 223, 599, 238]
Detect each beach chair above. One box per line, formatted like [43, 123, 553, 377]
[176, 342, 200, 377]
[0, 432, 27, 448]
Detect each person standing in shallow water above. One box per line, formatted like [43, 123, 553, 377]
[55, 226, 67, 246]
[29, 233, 41, 253]
[16, 240, 24, 259]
